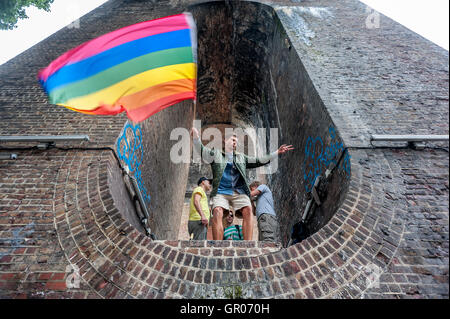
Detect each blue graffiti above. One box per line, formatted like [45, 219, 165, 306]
[0, 222, 34, 259]
[117, 122, 151, 204]
[303, 127, 351, 192]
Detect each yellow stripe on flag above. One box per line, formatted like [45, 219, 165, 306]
[63, 63, 196, 110]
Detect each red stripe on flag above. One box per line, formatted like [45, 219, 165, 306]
[64, 103, 124, 116]
[125, 91, 196, 122]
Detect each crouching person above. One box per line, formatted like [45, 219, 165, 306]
[188, 177, 212, 240]
[223, 210, 243, 240]
[250, 181, 280, 243]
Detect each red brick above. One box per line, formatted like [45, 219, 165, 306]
[45, 282, 67, 291]
[51, 273, 66, 281]
[38, 273, 53, 281]
[1, 273, 16, 280]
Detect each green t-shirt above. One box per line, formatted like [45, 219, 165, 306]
[223, 225, 243, 240]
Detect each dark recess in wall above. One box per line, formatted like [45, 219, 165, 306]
[115, 1, 351, 244]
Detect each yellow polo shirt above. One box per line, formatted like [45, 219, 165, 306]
[189, 186, 210, 221]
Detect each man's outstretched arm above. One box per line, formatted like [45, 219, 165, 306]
[191, 127, 214, 156]
[245, 144, 294, 169]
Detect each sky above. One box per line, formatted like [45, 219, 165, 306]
[361, 0, 449, 50]
[0, 0, 108, 65]
[0, 0, 448, 65]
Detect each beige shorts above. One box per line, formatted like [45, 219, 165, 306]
[211, 192, 251, 213]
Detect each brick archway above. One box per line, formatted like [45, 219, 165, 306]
[52, 148, 404, 299]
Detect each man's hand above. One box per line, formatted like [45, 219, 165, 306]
[200, 215, 209, 226]
[277, 144, 294, 155]
[190, 127, 200, 140]
[250, 189, 261, 198]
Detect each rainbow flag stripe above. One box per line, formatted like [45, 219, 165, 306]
[38, 13, 197, 122]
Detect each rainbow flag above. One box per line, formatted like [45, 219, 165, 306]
[38, 13, 197, 123]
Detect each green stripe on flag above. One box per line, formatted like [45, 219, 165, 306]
[50, 46, 194, 104]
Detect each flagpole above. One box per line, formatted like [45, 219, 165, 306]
[185, 11, 198, 128]
[193, 99, 197, 122]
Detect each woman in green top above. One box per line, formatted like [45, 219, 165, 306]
[223, 211, 243, 240]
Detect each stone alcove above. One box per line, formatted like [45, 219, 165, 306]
[112, 1, 351, 245]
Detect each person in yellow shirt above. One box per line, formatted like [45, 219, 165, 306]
[188, 177, 212, 240]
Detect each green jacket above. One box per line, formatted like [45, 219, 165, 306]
[193, 138, 277, 198]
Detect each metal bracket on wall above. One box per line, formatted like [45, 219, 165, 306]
[37, 142, 55, 150]
[311, 176, 322, 206]
[370, 134, 449, 149]
[301, 176, 322, 224]
[298, 147, 349, 231]
[0, 153, 18, 160]
[0, 135, 90, 150]
[122, 169, 156, 240]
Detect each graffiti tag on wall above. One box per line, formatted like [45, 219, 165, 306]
[0, 222, 34, 259]
[117, 122, 151, 204]
[303, 127, 351, 192]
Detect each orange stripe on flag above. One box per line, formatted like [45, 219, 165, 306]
[61, 78, 195, 117]
[118, 78, 195, 111]
[126, 91, 195, 122]
[64, 104, 124, 115]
